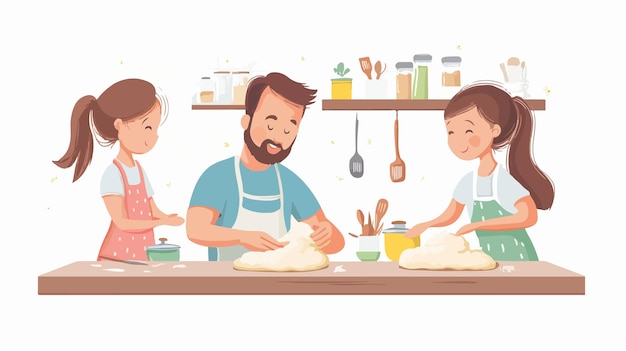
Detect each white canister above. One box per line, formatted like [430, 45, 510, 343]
[214, 71, 232, 104]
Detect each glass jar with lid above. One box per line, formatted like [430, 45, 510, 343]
[213, 71, 232, 104]
[231, 71, 250, 105]
[395, 62, 413, 99]
[441, 56, 462, 87]
[412, 54, 432, 99]
[198, 77, 215, 103]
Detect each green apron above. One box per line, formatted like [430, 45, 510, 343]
[470, 167, 538, 261]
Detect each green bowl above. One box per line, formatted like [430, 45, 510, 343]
[356, 251, 381, 261]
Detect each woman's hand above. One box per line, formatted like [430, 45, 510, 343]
[455, 223, 477, 236]
[405, 222, 429, 238]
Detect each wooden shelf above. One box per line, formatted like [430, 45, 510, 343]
[321, 99, 546, 111]
[191, 99, 546, 111]
[192, 104, 245, 110]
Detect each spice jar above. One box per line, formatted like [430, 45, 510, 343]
[441, 56, 462, 87]
[231, 71, 250, 105]
[395, 62, 413, 99]
[198, 77, 215, 103]
[213, 71, 232, 104]
[412, 54, 432, 99]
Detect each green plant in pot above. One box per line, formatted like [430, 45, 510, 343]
[331, 62, 352, 99]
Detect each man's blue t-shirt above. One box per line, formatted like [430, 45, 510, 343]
[189, 157, 321, 259]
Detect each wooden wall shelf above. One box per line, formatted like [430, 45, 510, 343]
[321, 99, 546, 111]
[192, 104, 245, 110]
[191, 99, 546, 111]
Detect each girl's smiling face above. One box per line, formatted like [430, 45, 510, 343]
[446, 106, 501, 160]
[115, 100, 162, 155]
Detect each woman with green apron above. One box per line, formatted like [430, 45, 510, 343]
[405, 82, 555, 261]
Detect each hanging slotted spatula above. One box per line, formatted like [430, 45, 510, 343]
[390, 110, 406, 182]
[349, 113, 364, 178]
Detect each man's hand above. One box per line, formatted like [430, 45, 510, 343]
[310, 221, 332, 249]
[238, 231, 287, 251]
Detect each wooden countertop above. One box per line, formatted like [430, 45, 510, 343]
[38, 261, 584, 295]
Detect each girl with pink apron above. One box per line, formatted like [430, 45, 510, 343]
[97, 160, 155, 261]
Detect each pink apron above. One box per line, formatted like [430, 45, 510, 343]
[97, 159, 155, 261]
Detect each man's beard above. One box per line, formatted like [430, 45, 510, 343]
[243, 127, 293, 165]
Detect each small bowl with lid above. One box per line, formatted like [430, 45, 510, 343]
[383, 221, 420, 262]
[146, 238, 181, 261]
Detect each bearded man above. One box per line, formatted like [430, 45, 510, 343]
[186, 72, 345, 261]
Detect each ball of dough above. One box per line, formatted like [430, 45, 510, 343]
[399, 231, 496, 270]
[233, 221, 329, 272]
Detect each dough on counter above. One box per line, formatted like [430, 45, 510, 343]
[399, 231, 497, 270]
[233, 221, 329, 272]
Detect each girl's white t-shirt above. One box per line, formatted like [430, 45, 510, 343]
[100, 161, 154, 197]
[453, 164, 529, 218]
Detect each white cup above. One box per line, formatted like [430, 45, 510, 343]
[364, 79, 389, 99]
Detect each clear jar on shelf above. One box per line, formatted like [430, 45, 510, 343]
[214, 71, 232, 104]
[231, 71, 250, 105]
[441, 56, 462, 87]
[198, 77, 215, 103]
[412, 54, 432, 99]
[395, 62, 413, 100]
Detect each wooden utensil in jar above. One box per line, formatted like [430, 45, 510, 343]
[374, 60, 387, 80]
[374, 198, 388, 235]
[359, 57, 373, 80]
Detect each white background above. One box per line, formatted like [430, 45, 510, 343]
[2, 0, 624, 349]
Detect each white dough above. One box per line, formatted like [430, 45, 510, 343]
[399, 231, 497, 270]
[233, 221, 329, 272]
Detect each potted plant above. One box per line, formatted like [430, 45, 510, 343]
[331, 62, 352, 99]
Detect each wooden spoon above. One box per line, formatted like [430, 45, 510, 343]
[507, 57, 520, 66]
[374, 198, 388, 235]
[356, 210, 367, 236]
[499, 63, 509, 82]
[374, 61, 387, 79]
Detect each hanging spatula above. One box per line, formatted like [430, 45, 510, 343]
[349, 113, 364, 178]
[390, 110, 406, 182]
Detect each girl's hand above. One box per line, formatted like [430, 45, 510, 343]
[405, 223, 429, 238]
[162, 214, 185, 226]
[455, 223, 476, 236]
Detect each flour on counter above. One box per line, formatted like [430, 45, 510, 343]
[500, 265, 516, 273]
[172, 264, 186, 269]
[102, 268, 125, 272]
[151, 263, 164, 267]
[333, 265, 346, 273]
[90, 264, 102, 268]
[143, 270, 151, 273]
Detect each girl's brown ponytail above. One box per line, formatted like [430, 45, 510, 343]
[53, 96, 96, 182]
[509, 97, 555, 210]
